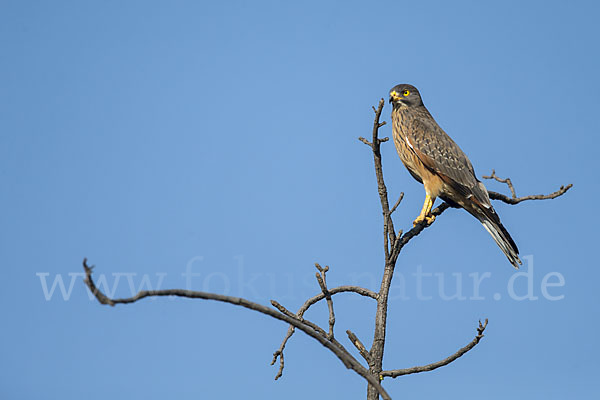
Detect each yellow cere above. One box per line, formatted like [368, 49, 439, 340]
[403, 90, 410, 96]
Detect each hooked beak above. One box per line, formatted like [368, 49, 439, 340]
[389, 90, 402, 103]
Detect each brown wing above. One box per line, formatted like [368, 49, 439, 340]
[406, 108, 490, 207]
[398, 104, 520, 267]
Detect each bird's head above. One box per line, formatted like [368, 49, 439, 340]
[389, 84, 423, 107]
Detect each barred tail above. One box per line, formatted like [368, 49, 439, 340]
[479, 210, 522, 269]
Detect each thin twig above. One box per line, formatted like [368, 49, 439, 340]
[488, 185, 572, 205]
[347, 330, 372, 364]
[271, 284, 377, 379]
[392, 203, 451, 258]
[358, 137, 373, 147]
[483, 169, 517, 198]
[359, 98, 395, 259]
[381, 319, 489, 378]
[272, 350, 284, 380]
[315, 263, 335, 340]
[270, 300, 371, 381]
[83, 259, 391, 400]
[483, 170, 572, 204]
[389, 192, 404, 215]
[392, 175, 573, 256]
[271, 300, 328, 338]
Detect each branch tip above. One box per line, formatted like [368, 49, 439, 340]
[484, 170, 572, 204]
[381, 318, 490, 378]
[358, 136, 373, 147]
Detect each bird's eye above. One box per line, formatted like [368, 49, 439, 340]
[403, 90, 410, 96]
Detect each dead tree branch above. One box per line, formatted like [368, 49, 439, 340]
[389, 192, 404, 215]
[271, 283, 377, 380]
[315, 263, 336, 339]
[483, 169, 517, 197]
[484, 169, 572, 204]
[381, 319, 488, 378]
[359, 99, 396, 259]
[82, 259, 391, 400]
[361, 98, 399, 400]
[347, 330, 372, 365]
[390, 176, 573, 257]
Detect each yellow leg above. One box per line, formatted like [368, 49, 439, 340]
[413, 195, 436, 226]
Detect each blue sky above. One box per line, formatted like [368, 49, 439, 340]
[1, 1, 598, 399]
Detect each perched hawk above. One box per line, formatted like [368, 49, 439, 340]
[389, 84, 522, 268]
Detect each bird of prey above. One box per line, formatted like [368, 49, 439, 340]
[389, 84, 522, 268]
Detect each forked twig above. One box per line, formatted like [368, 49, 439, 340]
[484, 170, 572, 205]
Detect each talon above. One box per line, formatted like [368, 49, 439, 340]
[413, 194, 436, 226]
[413, 213, 435, 227]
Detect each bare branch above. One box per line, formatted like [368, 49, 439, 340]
[392, 203, 451, 259]
[300, 286, 379, 311]
[363, 99, 400, 400]
[271, 331, 293, 380]
[315, 263, 335, 340]
[389, 192, 404, 215]
[358, 137, 373, 147]
[359, 98, 396, 259]
[347, 330, 372, 365]
[270, 300, 329, 338]
[271, 349, 285, 380]
[83, 259, 391, 400]
[483, 169, 517, 198]
[390, 173, 573, 258]
[381, 319, 489, 378]
[483, 170, 573, 204]
[489, 185, 572, 204]
[272, 284, 377, 379]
